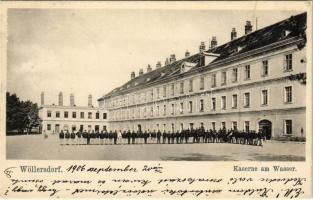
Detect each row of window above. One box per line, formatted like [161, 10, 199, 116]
[46, 110, 107, 120]
[111, 86, 293, 120]
[46, 124, 107, 132]
[109, 54, 293, 108]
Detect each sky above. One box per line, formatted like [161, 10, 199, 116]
[7, 8, 303, 107]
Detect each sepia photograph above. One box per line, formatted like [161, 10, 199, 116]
[6, 7, 307, 161]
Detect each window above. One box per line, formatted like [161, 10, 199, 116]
[64, 111, 68, 118]
[180, 82, 184, 94]
[284, 54, 293, 71]
[180, 123, 184, 131]
[151, 90, 154, 100]
[221, 71, 227, 85]
[88, 112, 92, 119]
[163, 86, 167, 97]
[64, 124, 69, 131]
[189, 123, 194, 130]
[80, 112, 84, 119]
[80, 125, 84, 131]
[261, 90, 268, 105]
[199, 99, 204, 112]
[189, 101, 193, 113]
[244, 92, 250, 107]
[211, 98, 216, 111]
[262, 60, 268, 76]
[200, 77, 204, 90]
[103, 113, 107, 119]
[189, 79, 193, 92]
[47, 124, 51, 130]
[244, 65, 250, 80]
[211, 74, 216, 87]
[157, 88, 160, 99]
[211, 122, 216, 131]
[163, 105, 166, 116]
[56, 111, 60, 118]
[200, 122, 204, 129]
[171, 84, 175, 96]
[72, 112, 76, 118]
[221, 122, 226, 130]
[180, 102, 184, 114]
[285, 86, 292, 103]
[47, 111, 51, 118]
[157, 106, 160, 116]
[244, 121, 250, 132]
[232, 68, 238, 82]
[221, 96, 226, 110]
[284, 120, 292, 134]
[232, 121, 238, 130]
[96, 112, 100, 119]
[171, 104, 175, 115]
[232, 94, 237, 108]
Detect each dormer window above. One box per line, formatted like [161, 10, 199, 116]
[282, 29, 291, 37]
[180, 62, 196, 73]
[146, 78, 151, 82]
[134, 82, 138, 86]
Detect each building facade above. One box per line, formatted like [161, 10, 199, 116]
[98, 13, 307, 139]
[39, 93, 109, 134]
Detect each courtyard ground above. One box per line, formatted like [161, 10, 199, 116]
[6, 134, 305, 161]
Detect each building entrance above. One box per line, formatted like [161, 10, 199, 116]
[259, 120, 272, 140]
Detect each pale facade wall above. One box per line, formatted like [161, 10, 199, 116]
[39, 105, 109, 134]
[103, 44, 306, 138]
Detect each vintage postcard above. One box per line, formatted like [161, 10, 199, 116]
[0, 1, 312, 199]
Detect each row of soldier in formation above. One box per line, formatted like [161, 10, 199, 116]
[58, 128, 265, 146]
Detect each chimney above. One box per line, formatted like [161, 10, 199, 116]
[147, 64, 152, 73]
[131, 71, 135, 79]
[231, 28, 237, 40]
[245, 21, 252, 35]
[210, 36, 217, 49]
[70, 93, 75, 106]
[139, 69, 144, 76]
[58, 92, 63, 106]
[165, 58, 169, 66]
[199, 42, 206, 53]
[88, 94, 93, 107]
[185, 50, 190, 58]
[156, 61, 162, 69]
[40, 92, 44, 106]
[169, 54, 176, 64]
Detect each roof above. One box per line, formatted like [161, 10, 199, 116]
[100, 12, 306, 100]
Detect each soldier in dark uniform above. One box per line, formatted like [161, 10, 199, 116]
[167, 131, 171, 144]
[65, 130, 70, 145]
[95, 130, 100, 145]
[143, 130, 148, 144]
[100, 130, 105, 145]
[185, 129, 190, 143]
[70, 130, 76, 145]
[131, 130, 136, 144]
[175, 130, 180, 144]
[59, 130, 65, 145]
[180, 130, 185, 144]
[126, 130, 131, 144]
[76, 130, 82, 145]
[162, 130, 166, 144]
[156, 130, 161, 144]
[113, 130, 118, 145]
[86, 130, 91, 145]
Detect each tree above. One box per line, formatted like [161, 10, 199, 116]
[6, 92, 41, 134]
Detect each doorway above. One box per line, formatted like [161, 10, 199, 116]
[259, 119, 272, 140]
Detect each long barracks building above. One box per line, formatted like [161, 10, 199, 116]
[98, 13, 307, 139]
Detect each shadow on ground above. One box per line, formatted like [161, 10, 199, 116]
[161, 153, 235, 161]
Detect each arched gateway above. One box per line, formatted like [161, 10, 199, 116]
[259, 119, 272, 140]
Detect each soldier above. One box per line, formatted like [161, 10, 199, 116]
[104, 130, 108, 145]
[76, 130, 82, 145]
[59, 130, 64, 145]
[180, 130, 185, 144]
[175, 130, 180, 144]
[113, 130, 118, 145]
[143, 130, 148, 144]
[171, 131, 175, 144]
[86, 130, 91, 145]
[100, 130, 105, 145]
[65, 130, 70, 145]
[156, 130, 161, 144]
[131, 130, 136, 144]
[162, 130, 167, 144]
[185, 128, 190, 143]
[70, 130, 76, 145]
[126, 130, 131, 144]
[167, 131, 171, 144]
